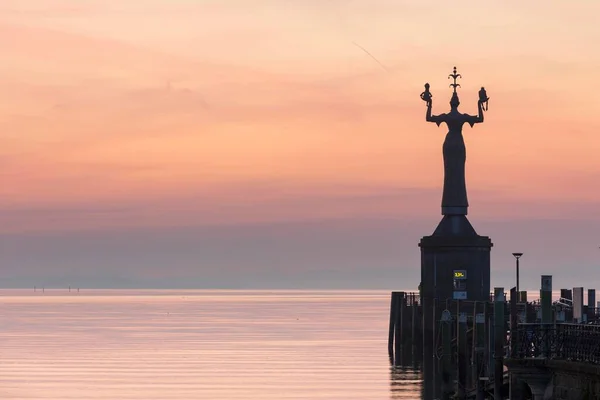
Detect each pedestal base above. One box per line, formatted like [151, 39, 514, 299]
[419, 215, 492, 303]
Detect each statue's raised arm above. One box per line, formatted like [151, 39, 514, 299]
[463, 99, 485, 127]
[461, 86, 489, 126]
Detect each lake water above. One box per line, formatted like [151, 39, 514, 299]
[1, 290, 422, 399]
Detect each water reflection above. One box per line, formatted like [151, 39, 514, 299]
[1, 290, 423, 399]
[390, 366, 422, 399]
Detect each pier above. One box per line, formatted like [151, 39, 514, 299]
[388, 281, 600, 399]
[397, 67, 600, 399]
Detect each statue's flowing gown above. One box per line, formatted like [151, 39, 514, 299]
[435, 112, 479, 214]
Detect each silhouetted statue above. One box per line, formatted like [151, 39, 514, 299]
[420, 83, 432, 104]
[421, 67, 487, 216]
[478, 86, 489, 111]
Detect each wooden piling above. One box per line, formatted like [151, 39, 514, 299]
[509, 287, 525, 400]
[541, 276, 553, 359]
[398, 294, 407, 363]
[541, 277, 552, 323]
[394, 293, 404, 364]
[486, 301, 493, 382]
[456, 303, 468, 399]
[493, 287, 505, 400]
[475, 303, 486, 400]
[510, 287, 517, 358]
[422, 294, 434, 400]
[440, 308, 453, 400]
[471, 302, 477, 389]
[589, 289, 596, 321]
[388, 292, 397, 362]
[411, 295, 416, 361]
[561, 288, 572, 300]
[432, 297, 439, 400]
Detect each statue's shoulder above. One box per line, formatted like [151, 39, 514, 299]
[459, 112, 478, 120]
[446, 112, 471, 121]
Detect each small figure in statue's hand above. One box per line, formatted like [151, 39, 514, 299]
[478, 86, 489, 111]
[420, 83, 432, 106]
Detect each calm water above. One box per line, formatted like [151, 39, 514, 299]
[1, 290, 421, 399]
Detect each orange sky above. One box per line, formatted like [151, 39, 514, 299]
[1, 0, 600, 233]
[2, 1, 600, 289]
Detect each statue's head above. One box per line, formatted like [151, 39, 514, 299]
[450, 92, 460, 109]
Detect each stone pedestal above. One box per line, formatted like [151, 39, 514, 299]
[419, 214, 492, 399]
[419, 215, 492, 303]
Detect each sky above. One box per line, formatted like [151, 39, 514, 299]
[1, 0, 600, 290]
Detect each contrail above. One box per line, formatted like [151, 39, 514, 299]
[351, 41, 389, 73]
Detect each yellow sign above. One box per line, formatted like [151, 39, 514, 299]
[454, 270, 466, 279]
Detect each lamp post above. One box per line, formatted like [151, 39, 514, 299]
[512, 253, 523, 300]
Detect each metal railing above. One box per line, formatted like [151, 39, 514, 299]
[512, 323, 600, 364]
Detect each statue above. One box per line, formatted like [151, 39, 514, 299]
[420, 83, 432, 104]
[420, 67, 487, 216]
[478, 87, 489, 111]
